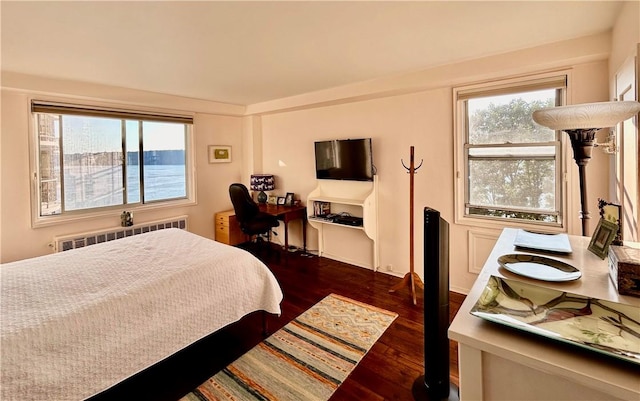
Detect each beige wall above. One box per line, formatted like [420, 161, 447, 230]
[610, 0, 639, 80]
[251, 34, 613, 293]
[1, 29, 632, 294]
[1, 77, 246, 263]
[260, 88, 453, 268]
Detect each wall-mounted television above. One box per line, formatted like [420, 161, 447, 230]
[314, 138, 374, 181]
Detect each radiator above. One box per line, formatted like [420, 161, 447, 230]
[52, 215, 188, 252]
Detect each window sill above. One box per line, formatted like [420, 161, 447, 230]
[32, 198, 196, 229]
[455, 214, 565, 234]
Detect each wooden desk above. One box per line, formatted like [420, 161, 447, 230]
[214, 210, 248, 246]
[259, 204, 307, 252]
[449, 228, 640, 401]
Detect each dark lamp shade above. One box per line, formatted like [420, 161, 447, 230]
[250, 174, 275, 191]
[251, 174, 274, 204]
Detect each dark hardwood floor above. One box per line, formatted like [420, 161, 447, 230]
[261, 249, 465, 401]
[91, 246, 465, 401]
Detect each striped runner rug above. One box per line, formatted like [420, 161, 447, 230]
[181, 294, 398, 401]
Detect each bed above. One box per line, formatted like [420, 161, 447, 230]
[0, 228, 283, 401]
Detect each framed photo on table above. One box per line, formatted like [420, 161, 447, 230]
[598, 198, 622, 245]
[588, 218, 618, 259]
[277, 196, 286, 206]
[285, 192, 294, 206]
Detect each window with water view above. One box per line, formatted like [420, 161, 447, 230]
[34, 102, 192, 218]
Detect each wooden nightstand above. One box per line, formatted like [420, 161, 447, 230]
[214, 210, 248, 246]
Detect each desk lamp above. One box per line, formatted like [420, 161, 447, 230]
[532, 101, 640, 236]
[250, 174, 275, 204]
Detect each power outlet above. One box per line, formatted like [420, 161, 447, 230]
[386, 264, 393, 272]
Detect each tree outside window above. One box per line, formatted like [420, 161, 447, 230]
[456, 76, 566, 226]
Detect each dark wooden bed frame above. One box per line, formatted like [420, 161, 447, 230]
[88, 310, 275, 401]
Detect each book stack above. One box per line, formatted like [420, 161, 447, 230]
[313, 201, 330, 217]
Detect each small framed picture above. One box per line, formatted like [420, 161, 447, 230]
[208, 145, 231, 163]
[285, 192, 294, 206]
[277, 196, 286, 206]
[267, 195, 278, 205]
[588, 218, 619, 259]
[598, 198, 622, 245]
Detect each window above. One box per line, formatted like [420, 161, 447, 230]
[32, 101, 194, 222]
[454, 75, 567, 226]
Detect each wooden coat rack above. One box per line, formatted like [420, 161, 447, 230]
[389, 146, 424, 305]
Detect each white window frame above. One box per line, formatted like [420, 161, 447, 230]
[29, 97, 197, 228]
[453, 71, 570, 231]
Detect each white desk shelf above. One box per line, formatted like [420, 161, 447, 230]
[307, 177, 379, 270]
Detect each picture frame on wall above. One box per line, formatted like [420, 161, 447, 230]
[208, 145, 231, 163]
[598, 198, 622, 245]
[285, 192, 294, 206]
[277, 196, 286, 206]
[588, 218, 619, 259]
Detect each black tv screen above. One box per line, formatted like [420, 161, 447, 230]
[314, 138, 374, 181]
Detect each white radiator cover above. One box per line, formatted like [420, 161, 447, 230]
[52, 215, 188, 252]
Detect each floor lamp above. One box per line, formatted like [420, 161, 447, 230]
[532, 101, 640, 236]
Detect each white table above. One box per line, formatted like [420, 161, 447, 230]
[449, 228, 640, 401]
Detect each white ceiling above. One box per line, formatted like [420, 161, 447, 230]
[1, 1, 625, 106]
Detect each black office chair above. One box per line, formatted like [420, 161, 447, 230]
[229, 183, 279, 257]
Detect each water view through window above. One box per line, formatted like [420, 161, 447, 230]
[37, 113, 188, 216]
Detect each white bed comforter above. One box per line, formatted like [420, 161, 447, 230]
[0, 228, 283, 401]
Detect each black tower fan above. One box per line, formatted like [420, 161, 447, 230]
[412, 207, 459, 400]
